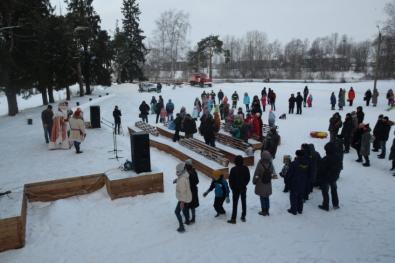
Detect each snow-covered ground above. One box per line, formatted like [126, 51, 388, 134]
[1, 81, 395, 262]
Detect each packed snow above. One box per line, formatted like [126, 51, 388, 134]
[0, 81, 395, 263]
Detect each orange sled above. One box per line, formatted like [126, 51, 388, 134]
[310, 131, 328, 139]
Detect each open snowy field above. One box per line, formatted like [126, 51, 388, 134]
[1, 81, 395, 262]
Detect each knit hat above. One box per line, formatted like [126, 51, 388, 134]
[212, 170, 222, 179]
[176, 163, 185, 176]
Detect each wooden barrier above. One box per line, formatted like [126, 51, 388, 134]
[24, 174, 106, 202]
[0, 170, 164, 253]
[156, 126, 254, 166]
[106, 172, 164, 200]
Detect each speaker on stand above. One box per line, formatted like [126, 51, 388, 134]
[130, 132, 151, 173]
[90, 105, 101, 128]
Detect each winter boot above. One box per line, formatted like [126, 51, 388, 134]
[363, 160, 370, 167]
[318, 205, 329, 211]
[177, 225, 185, 233]
[378, 154, 385, 159]
[227, 219, 236, 224]
[240, 216, 246, 222]
[287, 209, 297, 215]
[356, 158, 362, 163]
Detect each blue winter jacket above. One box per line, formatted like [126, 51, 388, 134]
[243, 95, 250, 105]
[330, 94, 336, 106]
[207, 178, 230, 198]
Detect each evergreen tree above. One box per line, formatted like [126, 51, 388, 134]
[119, 0, 147, 81]
[0, 0, 52, 116]
[66, 0, 101, 95]
[197, 35, 224, 79]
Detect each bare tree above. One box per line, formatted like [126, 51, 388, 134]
[150, 10, 190, 79]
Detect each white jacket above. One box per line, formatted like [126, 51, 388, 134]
[176, 172, 192, 203]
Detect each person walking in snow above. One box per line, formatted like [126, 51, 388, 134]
[150, 96, 157, 114]
[227, 155, 250, 224]
[203, 172, 230, 217]
[218, 89, 224, 104]
[330, 92, 336, 110]
[338, 88, 345, 110]
[113, 105, 122, 135]
[165, 99, 175, 121]
[288, 94, 296, 114]
[41, 105, 53, 143]
[155, 96, 164, 123]
[364, 89, 372, 106]
[184, 159, 199, 224]
[386, 89, 394, 106]
[341, 113, 354, 153]
[253, 150, 276, 216]
[286, 149, 310, 215]
[303, 86, 309, 107]
[376, 116, 394, 159]
[174, 162, 192, 233]
[68, 108, 86, 154]
[231, 91, 239, 109]
[243, 92, 250, 112]
[307, 94, 313, 107]
[295, 92, 303, 114]
[318, 142, 341, 211]
[261, 93, 267, 112]
[139, 101, 150, 123]
[348, 87, 355, 106]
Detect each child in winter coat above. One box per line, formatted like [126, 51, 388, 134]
[203, 172, 230, 217]
[243, 92, 251, 111]
[280, 155, 291, 192]
[307, 94, 313, 107]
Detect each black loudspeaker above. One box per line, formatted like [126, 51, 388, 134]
[130, 132, 151, 173]
[90, 105, 101, 128]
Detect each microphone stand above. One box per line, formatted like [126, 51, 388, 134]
[101, 118, 123, 160]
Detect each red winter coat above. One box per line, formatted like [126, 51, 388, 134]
[252, 116, 262, 138]
[261, 96, 267, 107]
[348, 89, 355, 101]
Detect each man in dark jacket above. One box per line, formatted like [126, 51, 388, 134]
[364, 89, 372, 106]
[217, 89, 224, 103]
[113, 106, 122, 134]
[183, 114, 197, 138]
[185, 159, 199, 224]
[199, 114, 216, 147]
[328, 113, 342, 142]
[377, 116, 394, 158]
[295, 92, 303, 114]
[288, 94, 296, 114]
[227, 155, 251, 224]
[139, 101, 150, 123]
[173, 113, 182, 142]
[41, 105, 53, 143]
[372, 115, 384, 152]
[262, 127, 280, 159]
[341, 113, 354, 153]
[231, 91, 239, 109]
[286, 150, 310, 215]
[356, 106, 364, 124]
[318, 142, 341, 211]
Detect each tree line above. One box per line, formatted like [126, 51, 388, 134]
[1, 0, 395, 116]
[0, 0, 146, 116]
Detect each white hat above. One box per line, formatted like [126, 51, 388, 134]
[176, 163, 185, 176]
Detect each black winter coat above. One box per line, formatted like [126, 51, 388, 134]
[113, 109, 122, 123]
[188, 168, 199, 208]
[341, 118, 354, 138]
[357, 111, 364, 124]
[295, 95, 303, 106]
[139, 103, 150, 116]
[318, 154, 341, 184]
[286, 157, 310, 193]
[184, 117, 197, 135]
[376, 123, 392, 141]
[288, 97, 296, 108]
[229, 162, 250, 192]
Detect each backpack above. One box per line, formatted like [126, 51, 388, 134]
[261, 161, 272, 184]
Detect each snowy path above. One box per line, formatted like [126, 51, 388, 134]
[1, 81, 395, 262]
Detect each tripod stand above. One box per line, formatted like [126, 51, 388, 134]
[101, 118, 123, 160]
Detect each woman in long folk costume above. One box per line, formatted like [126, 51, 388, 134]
[48, 102, 70, 150]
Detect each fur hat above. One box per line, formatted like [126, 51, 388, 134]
[176, 163, 185, 176]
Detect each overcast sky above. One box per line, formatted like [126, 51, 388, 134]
[52, 0, 389, 44]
